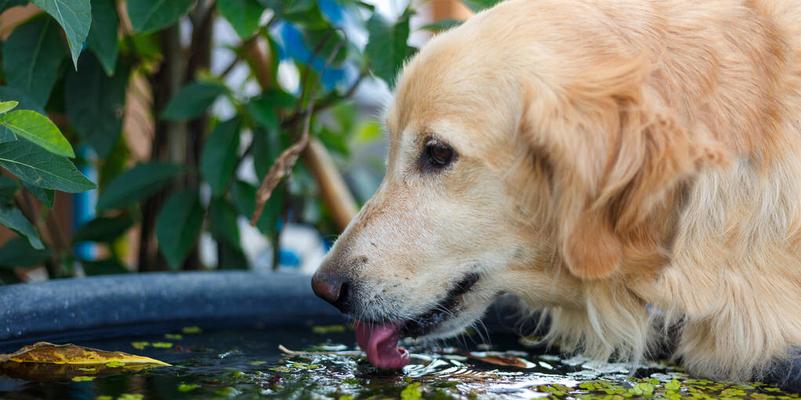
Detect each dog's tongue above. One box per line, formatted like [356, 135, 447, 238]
[354, 321, 410, 369]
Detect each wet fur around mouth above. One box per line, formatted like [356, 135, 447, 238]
[401, 273, 481, 337]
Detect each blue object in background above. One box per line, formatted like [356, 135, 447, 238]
[73, 146, 96, 261]
[274, 21, 347, 91]
[279, 250, 301, 269]
[318, 0, 346, 26]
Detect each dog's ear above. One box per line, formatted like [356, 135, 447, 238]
[524, 58, 727, 279]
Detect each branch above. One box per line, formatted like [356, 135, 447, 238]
[218, 54, 240, 79]
[15, 190, 65, 278]
[250, 100, 314, 224]
[251, 36, 346, 225]
[280, 71, 367, 130]
[233, 71, 364, 180]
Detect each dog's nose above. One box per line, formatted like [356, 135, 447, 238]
[311, 271, 352, 313]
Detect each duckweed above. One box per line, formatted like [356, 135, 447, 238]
[2, 326, 799, 400]
[401, 382, 423, 400]
[177, 383, 199, 392]
[181, 326, 202, 334]
[312, 325, 347, 334]
[130, 341, 149, 350]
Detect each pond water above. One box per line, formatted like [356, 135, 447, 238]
[0, 323, 799, 399]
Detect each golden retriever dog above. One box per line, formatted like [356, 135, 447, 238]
[311, 0, 801, 383]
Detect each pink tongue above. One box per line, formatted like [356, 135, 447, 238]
[354, 321, 410, 369]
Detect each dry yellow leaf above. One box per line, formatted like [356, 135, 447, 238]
[0, 342, 171, 366]
[0, 342, 170, 381]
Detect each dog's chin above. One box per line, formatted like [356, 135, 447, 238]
[410, 301, 491, 341]
[397, 273, 494, 340]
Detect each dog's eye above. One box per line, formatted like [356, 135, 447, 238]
[421, 139, 456, 171]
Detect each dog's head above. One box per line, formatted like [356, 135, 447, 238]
[312, 2, 726, 368]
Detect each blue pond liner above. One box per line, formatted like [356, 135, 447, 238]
[0, 271, 344, 346]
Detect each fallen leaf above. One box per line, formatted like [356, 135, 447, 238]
[0, 342, 170, 381]
[466, 351, 536, 369]
[277, 345, 361, 358]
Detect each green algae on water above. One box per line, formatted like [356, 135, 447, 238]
[4, 326, 801, 400]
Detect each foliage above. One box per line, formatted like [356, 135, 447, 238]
[0, 0, 484, 280]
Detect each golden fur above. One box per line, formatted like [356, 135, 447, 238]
[317, 0, 801, 381]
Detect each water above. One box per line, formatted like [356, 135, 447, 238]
[0, 323, 799, 399]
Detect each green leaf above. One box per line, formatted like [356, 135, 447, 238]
[218, 240, 248, 269]
[0, 175, 19, 204]
[127, 0, 194, 34]
[247, 101, 278, 132]
[127, 31, 161, 60]
[251, 127, 282, 179]
[208, 197, 240, 248]
[317, 125, 349, 156]
[0, 130, 14, 144]
[95, 162, 182, 211]
[81, 258, 129, 275]
[98, 134, 129, 188]
[259, 89, 296, 109]
[419, 19, 462, 31]
[73, 214, 134, 243]
[354, 120, 383, 144]
[200, 118, 240, 196]
[65, 54, 130, 157]
[0, 139, 95, 193]
[0, 86, 46, 113]
[161, 82, 226, 121]
[302, 27, 349, 66]
[462, 0, 503, 12]
[245, 90, 296, 132]
[217, 0, 263, 39]
[262, 0, 327, 29]
[365, 10, 415, 87]
[0, 110, 75, 157]
[23, 182, 54, 208]
[156, 190, 203, 269]
[31, 0, 91, 68]
[232, 180, 284, 236]
[0, 206, 43, 249]
[87, 0, 120, 75]
[0, 101, 18, 114]
[3, 17, 66, 106]
[0, 86, 44, 144]
[0, 237, 49, 269]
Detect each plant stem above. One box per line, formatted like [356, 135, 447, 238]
[139, 25, 184, 271]
[182, 1, 215, 270]
[15, 190, 64, 278]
